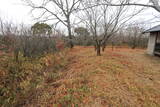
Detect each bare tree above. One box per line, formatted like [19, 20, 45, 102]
[80, 0, 143, 56]
[79, 0, 103, 55]
[100, 4, 126, 52]
[125, 25, 146, 49]
[91, 0, 160, 13]
[23, 0, 82, 48]
[0, 18, 5, 36]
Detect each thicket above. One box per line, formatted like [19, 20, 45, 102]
[0, 22, 67, 106]
[73, 27, 148, 49]
[0, 50, 69, 106]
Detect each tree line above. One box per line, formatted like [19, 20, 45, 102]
[22, 0, 160, 56]
[1, 0, 159, 56]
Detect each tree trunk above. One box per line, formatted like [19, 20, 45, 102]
[112, 42, 114, 51]
[14, 50, 19, 62]
[96, 44, 101, 56]
[94, 44, 97, 51]
[102, 38, 108, 52]
[132, 41, 136, 49]
[68, 28, 74, 48]
[102, 43, 106, 52]
[67, 17, 74, 49]
[132, 45, 136, 49]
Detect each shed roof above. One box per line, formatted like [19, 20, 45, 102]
[144, 25, 160, 33]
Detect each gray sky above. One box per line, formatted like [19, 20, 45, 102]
[0, 0, 33, 24]
[0, 0, 160, 29]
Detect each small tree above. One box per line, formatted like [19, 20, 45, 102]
[31, 22, 52, 37]
[126, 26, 145, 49]
[74, 27, 91, 45]
[74, 27, 89, 37]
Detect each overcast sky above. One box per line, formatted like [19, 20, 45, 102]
[0, 0, 160, 29]
[0, 0, 33, 24]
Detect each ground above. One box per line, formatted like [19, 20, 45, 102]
[34, 46, 159, 107]
[7, 46, 160, 107]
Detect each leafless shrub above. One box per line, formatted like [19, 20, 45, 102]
[0, 19, 57, 60]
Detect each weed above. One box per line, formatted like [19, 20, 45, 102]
[59, 94, 80, 107]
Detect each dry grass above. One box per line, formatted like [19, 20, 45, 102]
[52, 46, 160, 107]
[20, 46, 160, 107]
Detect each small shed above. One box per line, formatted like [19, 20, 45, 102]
[145, 25, 160, 56]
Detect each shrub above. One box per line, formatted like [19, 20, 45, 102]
[14, 36, 57, 59]
[9, 34, 58, 63]
[0, 55, 43, 106]
[0, 49, 69, 106]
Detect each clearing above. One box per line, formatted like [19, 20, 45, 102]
[28, 46, 160, 107]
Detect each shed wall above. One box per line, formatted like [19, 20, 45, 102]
[157, 32, 160, 43]
[147, 32, 157, 55]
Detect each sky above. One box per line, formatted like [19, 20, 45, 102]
[0, 0, 33, 24]
[0, 0, 160, 29]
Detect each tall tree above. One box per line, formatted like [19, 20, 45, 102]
[24, 0, 82, 48]
[80, 0, 102, 55]
[80, 0, 143, 56]
[93, 0, 160, 13]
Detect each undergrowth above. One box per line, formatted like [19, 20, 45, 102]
[0, 49, 69, 107]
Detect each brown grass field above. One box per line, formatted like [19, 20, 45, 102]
[34, 46, 159, 107]
[3, 46, 160, 107]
